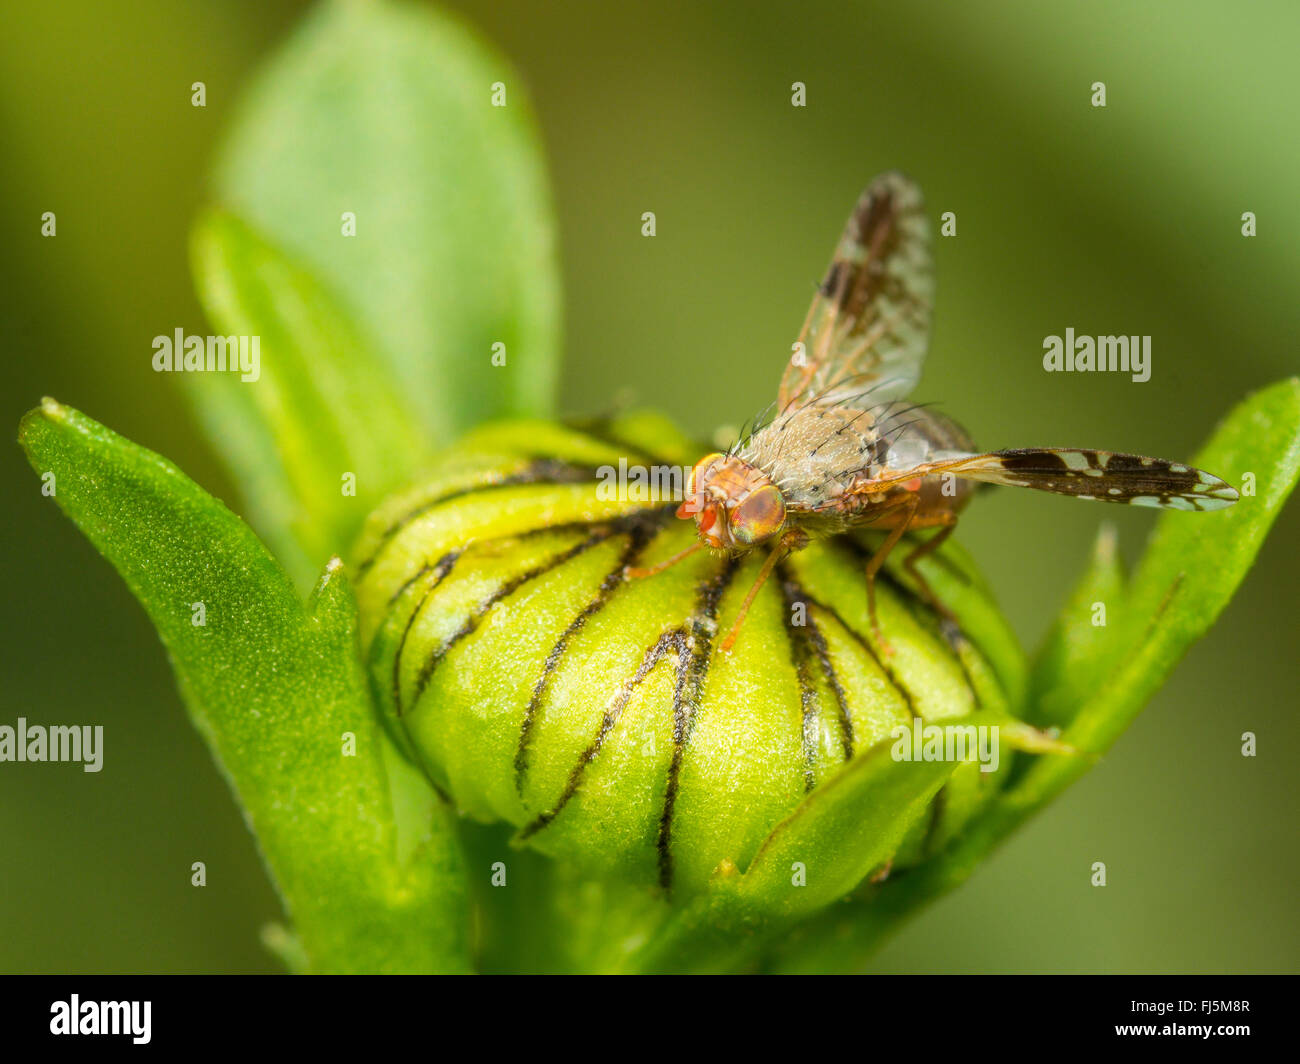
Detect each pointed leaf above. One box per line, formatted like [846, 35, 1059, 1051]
[623, 731, 978, 972]
[19, 399, 470, 973]
[1064, 376, 1300, 755]
[736, 736, 968, 919]
[1027, 522, 1126, 729]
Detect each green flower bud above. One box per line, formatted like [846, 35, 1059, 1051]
[352, 412, 1028, 901]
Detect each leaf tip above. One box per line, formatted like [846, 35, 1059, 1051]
[1093, 520, 1118, 564]
[18, 397, 67, 457]
[260, 922, 309, 974]
[1000, 719, 1087, 758]
[39, 396, 67, 421]
[308, 555, 360, 635]
[310, 555, 348, 601]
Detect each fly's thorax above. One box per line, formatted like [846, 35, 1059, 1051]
[740, 406, 887, 510]
[741, 404, 981, 513]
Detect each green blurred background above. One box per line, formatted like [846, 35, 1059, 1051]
[2, 0, 1296, 972]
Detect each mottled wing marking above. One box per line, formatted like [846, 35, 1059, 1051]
[852, 448, 1239, 511]
[778, 172, 933, 412]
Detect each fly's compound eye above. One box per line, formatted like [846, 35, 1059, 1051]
[727, 484, 786, 546]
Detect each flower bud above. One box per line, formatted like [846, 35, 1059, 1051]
[352, 413, 1026, 899]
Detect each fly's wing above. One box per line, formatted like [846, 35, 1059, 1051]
[777, 172, 933, 413]
[855, 447, 1239, 511]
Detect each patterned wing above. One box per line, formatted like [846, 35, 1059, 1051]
[777, 173, 933, 413]
[856, 447, 1240, 511]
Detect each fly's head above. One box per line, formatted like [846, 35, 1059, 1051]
[678, 452, 787, 550]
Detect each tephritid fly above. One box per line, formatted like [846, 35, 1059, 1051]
[632, 173, 1239, 652]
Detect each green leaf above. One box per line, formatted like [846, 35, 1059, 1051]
[457, 821, 675, 974]
[1026, 521, 1126, 730]
[621, 734, 976, 972]
[1058, 376, 1300, 756]
[626, 715, 1072, 972]
[736, 736, 967, 919]
[19, 399, 471, 973]
[189, 210, 434, 586]
[209, 0, 560, 446]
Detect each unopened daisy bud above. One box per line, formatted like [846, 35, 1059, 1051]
[352, 413, 1029, 902]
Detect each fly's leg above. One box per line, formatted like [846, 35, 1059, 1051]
[624, 540, 703, 580]
[900, 513, 959, 627]
[862, 493, 920, 657]
[719, 528, 806, 654]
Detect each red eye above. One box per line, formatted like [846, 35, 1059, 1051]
[728, 485, 786, 546]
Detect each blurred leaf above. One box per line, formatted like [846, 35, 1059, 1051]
[189, 210, 434, 586]
[259, 923, 310, 974]
[209, 0, 560, 448]
[19, 399, 470, 973]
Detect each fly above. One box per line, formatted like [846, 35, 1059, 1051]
[630, 173, 1239, 653]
